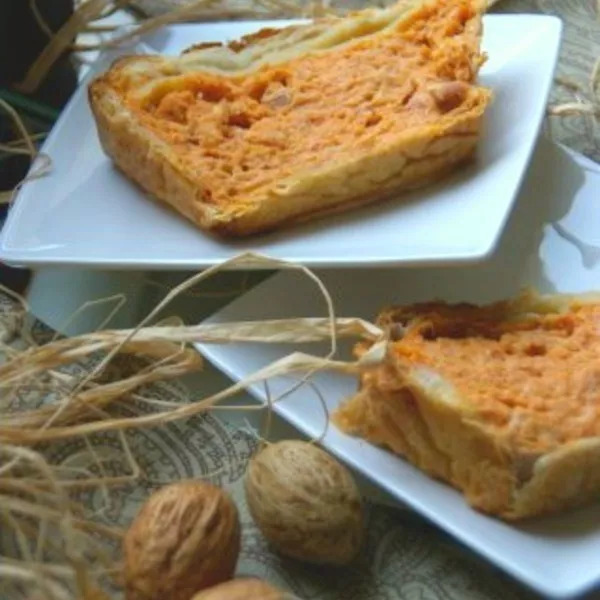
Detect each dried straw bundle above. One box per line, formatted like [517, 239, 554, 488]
[549, 56, 600, 130]
[0, 251, 385, 600]
[0, 287, 126, 600]
[0, 99, 51, 206]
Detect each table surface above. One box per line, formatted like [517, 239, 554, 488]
[13, 2, 600, 599]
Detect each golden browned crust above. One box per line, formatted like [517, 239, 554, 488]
[90, 70, 482, 235]
[88, 0, 491, 237]
[333, 292, 600, 520]
[89, 81, 224, 230]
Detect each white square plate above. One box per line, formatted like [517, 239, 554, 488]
[0, 15, 561, 270]
[196, 140, 600, 599]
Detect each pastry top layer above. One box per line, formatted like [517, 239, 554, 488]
[94, 0, 489, 213]
[375, 293, 600, 456]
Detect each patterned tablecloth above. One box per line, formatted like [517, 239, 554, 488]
[496, 0, 599, 163]
[7, 2, 600, 599]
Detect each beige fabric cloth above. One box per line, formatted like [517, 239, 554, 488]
[495, 0, 599, 162]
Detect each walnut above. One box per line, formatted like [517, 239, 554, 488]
[124, 480, 240, 600]
[191, 578, 285, 600]
[245, 440, 364, 565]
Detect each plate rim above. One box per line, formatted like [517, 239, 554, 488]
[0, 14, 563, 271]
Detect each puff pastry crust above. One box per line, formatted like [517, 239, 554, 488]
[89, 0, 491, 237]
[334, 292, 600, 520]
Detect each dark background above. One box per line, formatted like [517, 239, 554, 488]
[0, 0, 77, 293]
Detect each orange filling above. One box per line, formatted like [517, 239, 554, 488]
[117, 1, 484, 207]
[390, 303, 600, 453]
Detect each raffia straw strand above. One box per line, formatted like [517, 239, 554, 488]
[0, 456, 21, 477]
[0, 144, 33, 155]
[0, 99, 36, 157]
[84, 23, 120, 32]
[0, 344, 384, 444]
[16, 316, 377, 362]
[2, 356, 199, 425]
[38, 353, 202, 430]
[0, 317, 374, 420]
[0, 327, 201, 388]
[7, 132, 48, 145]
[261, 380, 274, 443]
[50, 293, 127, 343]
[29, 0, 54, 38]
[591, 55, 600, 100]
[83, 434, 112, 507]
[1, 444, 70, 503]
[1, 509, 35, 566]
[67, 252, 341, 410]
[304, 378, 330, 442]
[0, 477, 117, 568]
[555, 75, 581, 93]
[2, 496, 123, 540]
[0, 449, 122, 594]
[1, 361, 196, 431]
[0, 253, 388, 446]
[2, 508, 58, 600]
[35, 471, 139, 490]
[548, 102, 599, 116]
[72, 0, 340, 52]
[0, 97, 51, 204]
[143, 273, 252, 299]
[0, 564, 72, 600]
[35, 518, 49, 562]
[94, 0, 131, 20]
[0, 153, 53, 205]
[16, 0, 114, 94]
[0, 481, 86, 519]
[0, 282, 29, 315]
[1, 555, 119, 593]
[549, 53, 600, 119]
[74, 0, 218, 51]
[257, 0, 301, 13]
[1, 558, 90, 579]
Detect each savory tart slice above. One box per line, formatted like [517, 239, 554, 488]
[89, 0, 491, 237]
[334, 292, 600, 520]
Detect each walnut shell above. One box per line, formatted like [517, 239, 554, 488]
[124, 480, 240, 600]
[191, 578, 285, 600]
[245, 440, 364, 565]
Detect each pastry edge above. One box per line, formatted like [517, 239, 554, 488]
[89, 74, 491, 238]
[333, 291, 600, 520]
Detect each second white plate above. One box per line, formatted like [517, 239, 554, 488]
[197, 139, 600, 599]
[0, 15, 560, 269]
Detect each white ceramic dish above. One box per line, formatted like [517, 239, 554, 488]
[0, 15, 561, 270]
[197, 139, 600, 599]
